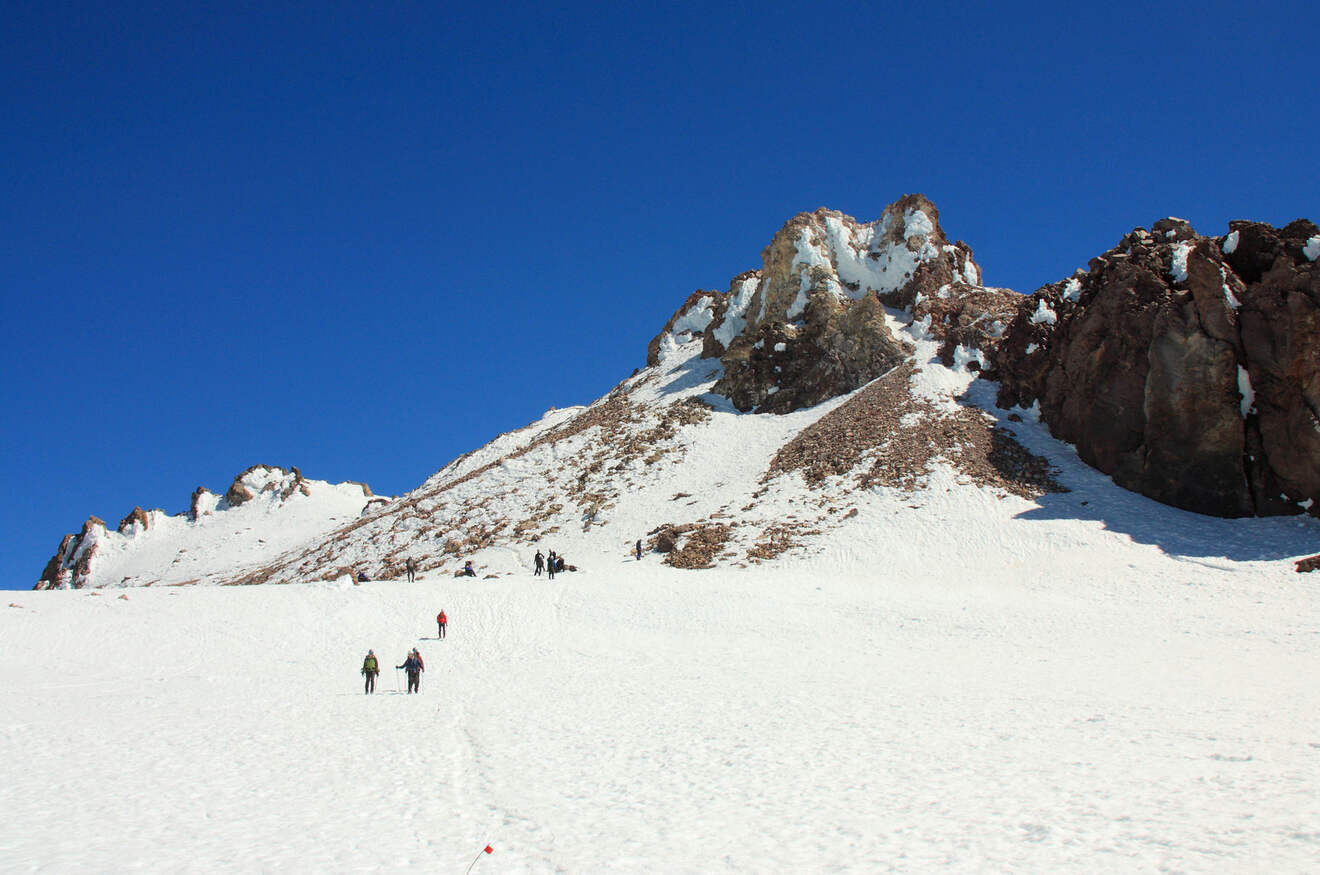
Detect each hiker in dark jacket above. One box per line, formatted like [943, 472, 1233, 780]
[361, 650, 380, 694]
[462, 561, 476, 577]
[546, 550, 556, 580]
[534, 550, 545, 576]
[405, 557, 418, 583]
[398, 649, 424, 693]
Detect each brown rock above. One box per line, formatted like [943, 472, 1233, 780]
[117, 507, 151, 534]
[700, 196, 978, 414]
[996, 216, 1319, 517]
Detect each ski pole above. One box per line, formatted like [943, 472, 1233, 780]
[395, 667, 400, 692]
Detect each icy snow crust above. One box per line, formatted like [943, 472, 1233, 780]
[6, 320, 1320, 872]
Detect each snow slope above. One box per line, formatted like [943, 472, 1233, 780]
[38, 467, 376, 589]
[3, 543, 1317, 872]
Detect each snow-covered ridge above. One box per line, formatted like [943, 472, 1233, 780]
[37, 466, 377, 589]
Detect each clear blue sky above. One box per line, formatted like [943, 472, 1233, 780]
[3, 0, 1315, 589]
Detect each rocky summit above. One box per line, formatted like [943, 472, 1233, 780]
[33, 196, 1320, 588]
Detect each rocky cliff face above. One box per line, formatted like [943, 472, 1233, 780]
[648, 195, 1011, 414]
[995, 217, 1320, 518]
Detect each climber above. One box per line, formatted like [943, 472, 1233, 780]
[361, 649, 379, 694]
[398, 648, 424, 694]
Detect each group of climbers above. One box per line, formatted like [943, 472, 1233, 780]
[360, 646, 427, 694]
[358, 540, 644, 694]
[359, 610, 445, 694]
[533, 549, 568, 578]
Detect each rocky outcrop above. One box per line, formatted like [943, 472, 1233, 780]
[647, 196, 1021, 414]
[913, 285, 1021, 370]
[681, 196, 983, 413]
[715, 288, 908, 413]
[996, 217, 1320, 518]
[223, 465, 314, 508]
[35, 517, 106, 589]
[118, 507, 152, 534]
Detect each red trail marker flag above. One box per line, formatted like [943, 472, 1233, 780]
[465, 844, 494, 875]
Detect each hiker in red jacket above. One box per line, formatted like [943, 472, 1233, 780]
[437, 610, 447, 640]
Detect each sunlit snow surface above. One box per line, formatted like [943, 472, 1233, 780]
[4, 333, 1320, 872]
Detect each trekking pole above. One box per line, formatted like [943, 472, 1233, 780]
[394, 667, 400, 693]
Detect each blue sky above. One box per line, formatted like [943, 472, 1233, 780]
[2, 0, 1315, 589]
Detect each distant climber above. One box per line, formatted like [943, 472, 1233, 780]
[555, 555, 566, 573]
[356, 571, 369, 583]
[437, 609, 447, 639]
[462, 561, 477, 577]
[361, 649, 379, 694]
[547, 550, 556, 580]
[405, 557, 418, 583]
[398, 648, 424, 694]
[635, 539, 642, 560]
[534, 550, 545, 576]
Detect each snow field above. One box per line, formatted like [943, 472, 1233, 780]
[3, 544, 1317, 873]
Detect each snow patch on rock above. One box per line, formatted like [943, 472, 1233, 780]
[1170, 242, 1192, 283]
[670, 295, 714, 338]
[1029, 300, 1057, 326]
[713, 276, 762, 350]
[1238, 366, 1255, 418]
[1219, 266, 1242, 310]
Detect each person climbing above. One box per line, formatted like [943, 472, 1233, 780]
[462, 561, 476, 578]
[556, 554, 566, 573]
[437, 609, 447, 639]
[635, 539, 642, 560]
[546, 550, 556, 580]
[534, 550, 545, 576]
[405, 557, 418, 583]
[398, 648, 424, 694]
[361, 649, 379, 694]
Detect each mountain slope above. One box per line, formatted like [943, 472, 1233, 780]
[34, 197, 1320, 589]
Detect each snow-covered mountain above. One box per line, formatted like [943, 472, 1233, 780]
[10, 197, 1320, 873]
[37, 465, 376, 589]
[34, 196, 1320, 589]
